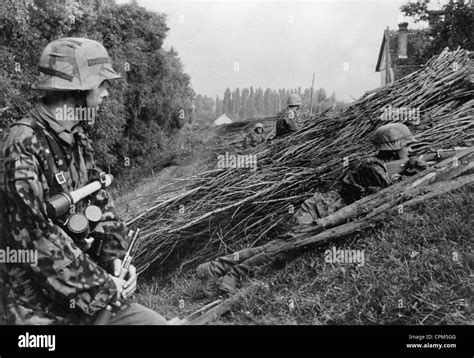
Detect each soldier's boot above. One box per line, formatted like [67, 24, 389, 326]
[216, 242, 288, 294]
[204, 245, 270, 275]
[198, 241, 287, 296]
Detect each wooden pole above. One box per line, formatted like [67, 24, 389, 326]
[309, 73, 315, 114]
[184, 283, 262, 325]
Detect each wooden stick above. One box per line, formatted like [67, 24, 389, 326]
[183, 283, 262, 325]
[268, 174, 474, 255]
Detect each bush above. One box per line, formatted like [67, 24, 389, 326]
[0, 0, 195, 181]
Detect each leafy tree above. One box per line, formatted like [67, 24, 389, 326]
[193, 94, 215, 125]
[215, 96, 223, 117]
[240, 88, 249, 119]
[223, 88, 232, 116]
[255, 87, 264, 117]
[263, 88, 272, 116]
[401, 0, 473, 57]
[0, 0, 194, 178]
[232, 88, 240, 120]
[248, 86, 256, 119]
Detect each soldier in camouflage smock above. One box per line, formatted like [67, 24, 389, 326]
[197, 122, 427, 296]
[0, 38, 167, 325]
[243, 123, 267, 149]
[275, 94, 301, 138]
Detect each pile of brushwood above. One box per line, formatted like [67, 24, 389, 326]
[130, 49, 474, 277]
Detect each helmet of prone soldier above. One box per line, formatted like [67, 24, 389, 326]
[33, 37, 121, 91]
[287, 93, 302, 106]
[372, 123, 416, 151]
[254, 123, 264, 132]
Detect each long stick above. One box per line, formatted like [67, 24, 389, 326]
[269, 173, 474, 256]
[184, 283, 262, 325]
[309, 73, 315, 114]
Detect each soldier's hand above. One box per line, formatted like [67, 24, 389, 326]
[390, 173, 402, 182]
[122, 264, 137, 299]
[111, 259, 137, 299]
[109, 275, 126, 304]
[407, 157, 428, 171]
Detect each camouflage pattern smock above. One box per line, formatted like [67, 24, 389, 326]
[1, 102, 129, 324]
[243, 131, 266, 149]
[275, 108, 298, 138]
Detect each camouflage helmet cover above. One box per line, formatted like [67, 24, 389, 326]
[287, 93, 302, 106]
[372, 123, 416, 151]
[33, 37, 120, 91]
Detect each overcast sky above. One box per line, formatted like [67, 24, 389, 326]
[118, 0, 434, 102]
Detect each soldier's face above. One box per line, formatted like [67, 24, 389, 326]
[86, 82, 109, 108]
[398, 145, 413, 159]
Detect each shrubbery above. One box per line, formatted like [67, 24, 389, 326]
[0, 0, 194, 180]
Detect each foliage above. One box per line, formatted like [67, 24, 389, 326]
[401, 0, 474, 57]
[0, 0, 194, 178]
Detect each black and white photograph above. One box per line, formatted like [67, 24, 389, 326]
[0, 0, 472, 354]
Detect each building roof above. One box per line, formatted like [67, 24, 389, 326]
[376, 26, 431, 72]
[214, 113, 233, 126]
[375, 28, 391, 72]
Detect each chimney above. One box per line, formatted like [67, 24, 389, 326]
[397, 22, 408, 59]
[428, 10, 444, 29]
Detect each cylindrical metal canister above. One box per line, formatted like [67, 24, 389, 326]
[67, 213, 90, 236]
[45, 192, 73, 218]
[84, 205, 102, 223]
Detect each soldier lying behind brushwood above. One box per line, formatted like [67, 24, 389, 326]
[196, 122, 431, 297]
[242, 123, 267, 149]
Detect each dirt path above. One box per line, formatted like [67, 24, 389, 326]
[114, 145, 215, 221]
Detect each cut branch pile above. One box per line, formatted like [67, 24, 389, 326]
[130, 49, 474, 277]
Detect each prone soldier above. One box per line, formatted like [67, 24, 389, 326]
[243, 123, 267, 149]
[196, 122, 429, 296]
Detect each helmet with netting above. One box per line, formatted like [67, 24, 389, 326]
[372, 123, 416, 151]
[33, 37, 120, 91]
[287, 93, 302, 106]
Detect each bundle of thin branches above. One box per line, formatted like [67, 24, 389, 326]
[131, 49, 474, 277]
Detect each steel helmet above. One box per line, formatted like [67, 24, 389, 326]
[33, 37, 121, 91]
[287, 93, 302, 106]
[372, 123, 416, 151]
[254, 123, 264, 130]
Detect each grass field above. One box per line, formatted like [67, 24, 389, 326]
[119, 171, 473, 325]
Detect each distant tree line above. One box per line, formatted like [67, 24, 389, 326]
[192, 87, 347, 124]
